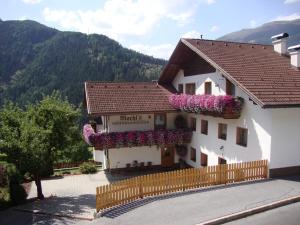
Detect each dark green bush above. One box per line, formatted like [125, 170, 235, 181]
[79, 162, 97, 174]
[0, 187, 11, 210]
[0, 153, 8, 162]
[0, 162, 27, 207]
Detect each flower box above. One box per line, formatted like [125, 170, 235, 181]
[169, 94, 243, 119]
[83, 124, 192, 150]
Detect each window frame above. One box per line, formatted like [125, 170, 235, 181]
[185, 83, 196, 95]
[178, 83, 183, 94]
[154, 113, 166, 130]
[236, 127, 248, 147]
[226, 79, 236, 96]
[204, 81, 212, 95]
[190, 117, 197, 131]
[218, 123, 227, 140]
[190, 147, 196, 162]
[200, 152, 208, 167]
[201, 119, 208, 135]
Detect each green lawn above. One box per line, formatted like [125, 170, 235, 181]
[53, 165, 102, 176]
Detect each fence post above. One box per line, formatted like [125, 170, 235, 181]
[139, 177, 143, 199]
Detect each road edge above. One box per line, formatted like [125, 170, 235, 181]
[197, 195, 300, 225]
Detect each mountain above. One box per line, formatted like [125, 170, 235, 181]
[218, 19, 300, 46]
[0, 20, 166, 106]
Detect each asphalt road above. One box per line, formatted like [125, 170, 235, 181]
[225, 201, 300, 225]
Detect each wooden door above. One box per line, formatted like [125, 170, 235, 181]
[161, 147, 175, 167]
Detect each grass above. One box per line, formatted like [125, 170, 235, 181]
[53, 165, 102, 176]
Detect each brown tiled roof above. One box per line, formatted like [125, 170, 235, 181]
[159, 38, 300, 107]
[85, 82, 177, 115]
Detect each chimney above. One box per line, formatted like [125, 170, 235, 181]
[288, 45, 300, 68]
[271, 33, 289, 55]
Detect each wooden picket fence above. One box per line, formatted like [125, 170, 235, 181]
[96, 160, 268, 212]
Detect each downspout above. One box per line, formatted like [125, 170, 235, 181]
[104, 115, 110, 171]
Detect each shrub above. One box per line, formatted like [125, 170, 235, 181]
[0, 162, 27, 207]
[0, 187, 11, 210]
[79, 162, 97, 174]
[0, 153, 8, 162]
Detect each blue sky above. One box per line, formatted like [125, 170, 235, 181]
[1, 0, 300, 59]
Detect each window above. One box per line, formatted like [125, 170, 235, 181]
[201, 152, 208, 167]
[190, 148, 196, 162]
[204, 82, 212, 95]
[185, 83, 196, 95]
[178, 84, 183, 94]
[218, 123, 227, 140]
[218, 157, 227, 165]
[190, 117, 196, 131]
[201, 120, 208, 135]
[154, 114, 166, 130]
[236, 127, 248, 147]
[226, 79, 235, 96]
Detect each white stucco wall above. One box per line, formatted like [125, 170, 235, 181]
[106, 112, 179, 132]
[172, 69, 273, 168]
[108, 146, 161, 169]
[93, 150, 104, 162]
[270, 108, 300, 169]
[172, 69, 226, 96]
[93, 112, 182, 168]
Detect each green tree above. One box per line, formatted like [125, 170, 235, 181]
[0, 92, 83, 199]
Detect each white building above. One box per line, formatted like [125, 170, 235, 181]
[84, 33, 300, 177]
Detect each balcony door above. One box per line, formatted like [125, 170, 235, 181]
[161, 147, 175, 167]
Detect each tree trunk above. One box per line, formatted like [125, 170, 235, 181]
[34, 175, 44, 200]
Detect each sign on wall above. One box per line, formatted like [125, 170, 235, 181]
[112, 115, 150, 125]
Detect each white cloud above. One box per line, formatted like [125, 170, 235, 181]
[22, 0, 42, 4]
[210, 25, 219, 32]
[250, 20, 257, 28]
[19, 16, 27, 21]
[274, 13, 300, 21]
[284, 0, 300, 4]
[204, 0, 216, 4]
[42, 0, 198, 39]
[130, 43, 174, 59]
[181, 30, 201, 38]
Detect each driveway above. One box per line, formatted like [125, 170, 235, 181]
[16, 171, 131, 219]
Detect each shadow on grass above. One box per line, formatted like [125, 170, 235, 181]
[100, 179, 272, 219]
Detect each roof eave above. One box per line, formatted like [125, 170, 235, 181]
[88, 109, 178, 117]
[262, 103, 300, 109]
[158, 39, 185, 84]
[84, 82, 91, 114]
